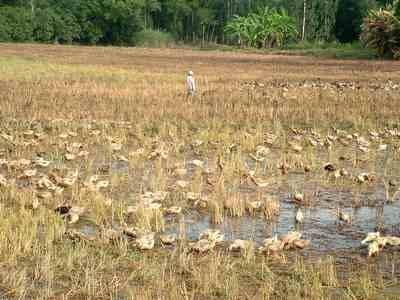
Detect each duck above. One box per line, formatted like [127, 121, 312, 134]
[188, 159, 205, 168]
[289, 142, 303, 153]
[293, 193, 304, 203]
[361, 231, 400, 247]
[191, 239, 216, 253]
[337, 208, 351, 224]
[280, 231, 302, 247]
[122, 226, 137, 238]
[160, 234, 177, 245]
[186, 192, 201, 201]
[66, 229, 95, 242]
[34, 157, 51, 167]
[368, 241, 380, 257]
[263, 235, 279, 247]
[175, 180, 189, 189]
[174, 168, 187, 177]
[229, 239, 252, 252]
[59, 169, 79, 187]
[260, 235, 284, 254]
[323, 163, 336, 172]
[0, 174, 7, 186]
[55, 205, 86, 224]
[293, 239, 310, 249]
[267, 239, 285, 253]
[136, 233, 155, 250]
[361, 232, 381, 244]
[246, 200, 263, 210]
[386, 236, 400, 246]
[295, 209, 304, 224]
[20, 169, 37, 179]
[165, 206, 182, 215]
[104, 229, 123, 242]
[361, 232, 391, 257]
[199, 229, 224, 243]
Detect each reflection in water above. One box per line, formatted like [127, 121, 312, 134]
[85, 142, 400, 254]
[162, 200, 400, 252]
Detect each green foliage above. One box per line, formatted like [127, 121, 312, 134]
[0, 12, 11, 41]
[225, 8, 297, 48]
[53, 11, 80, 44]
[306, 0, 338, 42]
[375, 0, 393, 6]
[143, 0, 161, 29]
[133, 29, 174, 47]
[361, 5, 400, 58]
[335, 0, 369, 43]
[283, 41, 377, 59]
[395, 0, 400, 17]
[34, 8, 56, 42]
[53, 0, 104, 45]
[224, 15, 247, 46]
[100, 0, 144, 45]
[0, 6, 33, 42]
[0, 0, 396, 55]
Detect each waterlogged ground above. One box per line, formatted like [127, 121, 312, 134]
[126, 135, 400, 253]
[2, 115, 400, 256]
[2, 44, 400, 298]
[163, 199, 400, 252]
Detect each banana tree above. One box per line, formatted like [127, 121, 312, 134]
[244, 12, 261, 47]
[269, 9, 297, 47]
[255, 7, 274, 48]
[224, 15, 246, 46]
[225, 7, 298, 49]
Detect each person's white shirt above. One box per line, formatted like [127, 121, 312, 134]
[187, 71, 196, 95]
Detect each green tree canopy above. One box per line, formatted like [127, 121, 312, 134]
[0, 0, 391, 46]
[335, 0, 368, 43]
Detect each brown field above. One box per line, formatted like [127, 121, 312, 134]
[1, 43, 400, 299]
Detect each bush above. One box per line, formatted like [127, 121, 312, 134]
[224, 8, 298, 48]
[133, 30, 174, 47]
[361, 6, 400, 58]
[80, 22, 103, 45]
[0, 13, 11, 42]
[335, 0, 368, 43]
[0, 7, 33, 42]
[34, 8, 57, 42]
[284, 40, 343, 50]
[395, 0, 400, 18]
[282, 41, 377, 59]
[53, 11, 81, 44]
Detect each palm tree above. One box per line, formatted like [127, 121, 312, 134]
[361, 6, 400, 58]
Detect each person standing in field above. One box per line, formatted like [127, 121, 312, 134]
[187, 70, 196, 96]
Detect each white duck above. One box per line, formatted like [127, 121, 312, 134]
[295, 209, 304, 224]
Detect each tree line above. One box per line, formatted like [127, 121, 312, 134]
[0, 0, 397, 48]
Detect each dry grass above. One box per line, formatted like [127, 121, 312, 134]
[0, 43, 400, 299]
[0, 43, 399, 127]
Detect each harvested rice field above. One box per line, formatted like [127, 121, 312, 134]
[1, 43, 400, 299]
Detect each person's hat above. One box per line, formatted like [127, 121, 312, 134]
[188, 70, 194, 76]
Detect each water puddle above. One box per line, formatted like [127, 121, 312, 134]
[160, 199, 400, 252]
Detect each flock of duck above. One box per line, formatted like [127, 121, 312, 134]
[242, 79, 400, 92]
[1, 121, 400, 258]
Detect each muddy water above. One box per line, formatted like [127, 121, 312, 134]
[161, 198, 400, 252]
[167, 156, 400, 252]
[75, 139, 400, 253]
